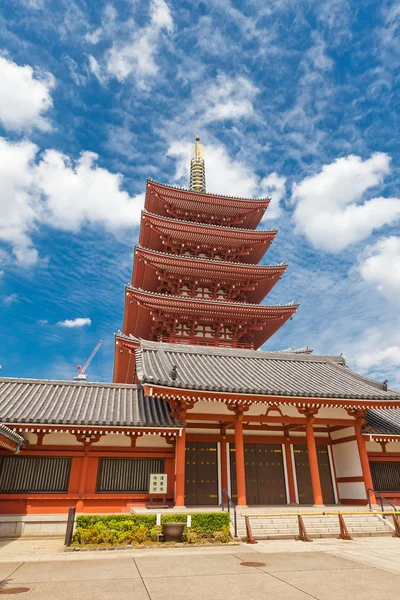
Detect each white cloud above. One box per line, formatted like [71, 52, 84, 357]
[0, 55, 54, 132]
[357, 346, 400, 371]
[38, 319, 48, 325]
[167, 140, 284, 211]
[292, 153, 400, 252]
[359, 236, 400, 299]
[57, 317, 91, 328]
[4, 293, 18, 305]
[0, 138, 143, 266]
[260, 173, 286, 220]
[93, 0, 173, 88]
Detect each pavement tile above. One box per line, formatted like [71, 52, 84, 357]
[10, 557, 140, 582]
[0, 563, 23, 582]
[233, 551, 369, 572]
[144, 572, 312, 600]
[276, 567, 400, 600]
[0, 578, 149, 600]
[135, 553, 260, 577]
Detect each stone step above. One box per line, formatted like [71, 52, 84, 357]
[239, 531, 393, 541]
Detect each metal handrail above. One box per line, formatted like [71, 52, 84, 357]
[367, 488, 397, 517]
[221, 488, 238, 538]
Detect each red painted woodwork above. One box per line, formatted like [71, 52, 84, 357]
[305, 418, 324, 505]
[355, 419, 376, 504]
[175, 430, 186, 507]
[145, 180, 270, 228]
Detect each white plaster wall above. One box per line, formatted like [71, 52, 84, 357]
[386, 441, 400, 452]
[191, 401, 229, 415]
[135, 435, 170, 448]
[338, 482, 366, 500]
[93, 434, 131, 447]
[22, 433, 37, 445]
[42, 432, 79, 446]
[330, 427, 355, 441]
[332, 440, 362, 477]
[365, 441, 382, 452]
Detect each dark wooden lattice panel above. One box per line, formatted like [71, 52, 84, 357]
[370, 461, 400, 492]
[0, 456, 71, 493]
[96, 458, 164, 492]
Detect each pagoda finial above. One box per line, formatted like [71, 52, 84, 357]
[190, 134, 206, 193]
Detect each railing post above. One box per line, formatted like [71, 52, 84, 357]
[64, 507, 76, 547]
[244, 515, 257, 544]
[295, 515, 312, 542]
[337, 513, 352, 540]
[392, 514, 400, 538]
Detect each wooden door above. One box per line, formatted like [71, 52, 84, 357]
[294, 445, 335, 504]
[230, 444, 286, 505]
[317, 446, 335, 504]
[185, 442, 218, 506]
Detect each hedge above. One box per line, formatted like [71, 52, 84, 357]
[75, 512, 230, 535]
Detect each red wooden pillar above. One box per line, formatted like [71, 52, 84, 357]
[234, 415, 247, 506]
[76, 451, 89, 512]
[175, 428, 186, 507]
[355, 418, 376, 505]
[305, 416, 324, 506]
[284, 440, 297, 504]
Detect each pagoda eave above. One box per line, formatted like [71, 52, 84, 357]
[140, 211, 277, 264]
[145, 179, 270, 228]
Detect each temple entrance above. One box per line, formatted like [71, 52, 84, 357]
[294, 445, 335, 504]
[230, 443, 286, 505]
[185, 442, 218, 506]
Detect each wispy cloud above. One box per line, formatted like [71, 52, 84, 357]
[57, 317, 91, 328]
[3, 293, 18, 305]
[88, 0, 174, 89]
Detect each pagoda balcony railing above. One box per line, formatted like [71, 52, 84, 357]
[158, 336, 254, 349]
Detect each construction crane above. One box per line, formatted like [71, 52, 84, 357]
[73, 340, 103, 381]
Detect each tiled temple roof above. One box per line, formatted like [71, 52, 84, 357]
[135, 340, 400, 401]
[364, 409, 400, 435]
[0, 379, 181, 428]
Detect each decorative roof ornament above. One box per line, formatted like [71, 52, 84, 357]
[189, 134, 206, 193]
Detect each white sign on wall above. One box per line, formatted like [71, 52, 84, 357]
[149, 473, 168, 495]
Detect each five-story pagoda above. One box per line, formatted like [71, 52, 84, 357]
[113, 137, 298, 383]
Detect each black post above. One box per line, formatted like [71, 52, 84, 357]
[64, 507, 76, 547]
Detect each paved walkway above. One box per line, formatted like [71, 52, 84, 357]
[0, 537, 399, 599]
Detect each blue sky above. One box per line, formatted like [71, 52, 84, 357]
[0, 0, 399, 387]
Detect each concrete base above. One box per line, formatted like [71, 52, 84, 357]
[0, 514, 67, 538]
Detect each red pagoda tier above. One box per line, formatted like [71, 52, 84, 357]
[113, 136, 298, 383]
[132, 246, 287, 303]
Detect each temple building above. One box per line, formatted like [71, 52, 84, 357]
[0, 137, 400, 518]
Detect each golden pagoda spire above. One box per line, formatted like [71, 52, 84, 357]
[189, 134, 206, 193]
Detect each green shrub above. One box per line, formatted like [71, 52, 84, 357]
[150, 525, 162, 542]
[212, 526, 230, 543]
